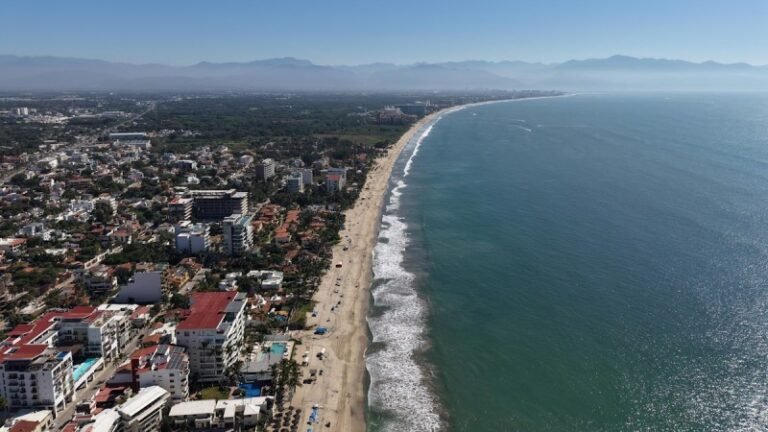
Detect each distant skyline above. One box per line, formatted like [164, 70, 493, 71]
[3, 0, 768, 66]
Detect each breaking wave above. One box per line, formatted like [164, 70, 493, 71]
[366, 113, 448, 432]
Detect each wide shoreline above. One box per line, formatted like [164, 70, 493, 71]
[290, 94, 568, 432]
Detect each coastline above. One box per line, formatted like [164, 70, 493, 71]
[290, 95, 567, 432]
[289, 106, 449, 432]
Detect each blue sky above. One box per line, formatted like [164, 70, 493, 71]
[2, 0, 767, 65]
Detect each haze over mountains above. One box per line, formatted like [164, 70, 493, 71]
[1, 54, 767, 92]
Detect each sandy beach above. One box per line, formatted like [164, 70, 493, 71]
[288, 108, 447, 431]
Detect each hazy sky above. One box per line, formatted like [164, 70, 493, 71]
[3, 0, 768, 66]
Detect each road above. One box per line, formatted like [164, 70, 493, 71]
[180, 268, 209, 294]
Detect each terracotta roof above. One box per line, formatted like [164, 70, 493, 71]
[5, 313, 58, 345]
[0, 344, 48, 361]
[3, 306, 99, 349]
[131, 305, 150, 319]
[176, 292, 237, 330]
[131, 346, 157, 360]
[285, 209, 300, 223]
[10, 420, 41, 432]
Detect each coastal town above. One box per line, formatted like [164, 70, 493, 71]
[0, 91, 556, 432]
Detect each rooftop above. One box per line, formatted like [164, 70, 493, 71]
[117, 386, 168, 418]
[9, 420, 40, 432]
[176, 291, 243, 331]
[169, 399, 216, 417]
[0, 344, 48, 361]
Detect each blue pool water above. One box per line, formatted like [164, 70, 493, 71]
[270, 343, 286, 355]
[73, 357, 99, 382]
[238, 382, 262, 397]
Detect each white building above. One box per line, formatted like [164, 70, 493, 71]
[297, 167, 313, 186]
[217, 272, 241, 292]
[113, 270, 165, 304]
[86, 408, 121, 432]
[175, 292, 247, 382]
[70, 199, 95, 213]
[222, 214, 253, 256]
[13, 107, 30, 117]
[247, 270, 284, 290]
[169, 399, 217, 429]
[2, 306, 127, 364]
[255, 158, 276, 181]
[169, 397, 271, 430]
[0, 346, 75, 415]
[117, 386, 170, 432]
[175, 222, 209, 254]
[37, 157, 58, 170]
[19, 222, 53, 241]
[55, 306, 125, 361]
[110, 133, 152, 151]
[239, 155, 254, 166]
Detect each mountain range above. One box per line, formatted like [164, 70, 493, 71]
[1, 54, 767, 91]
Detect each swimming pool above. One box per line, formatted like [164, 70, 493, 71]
[73, 357, 99, 382]
[270, 343, 286, 356]
[238, 382, 261, 397]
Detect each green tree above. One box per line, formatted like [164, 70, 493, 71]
[92, 201, 114, 225]
[169, 293, 190, 309]
[115, 267, 133, 285]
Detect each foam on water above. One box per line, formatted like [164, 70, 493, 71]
[367, 115, 447, 432]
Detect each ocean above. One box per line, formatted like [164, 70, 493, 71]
[366, 93, 768, 432]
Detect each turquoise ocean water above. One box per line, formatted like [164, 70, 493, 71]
[367, 94, 768, 431]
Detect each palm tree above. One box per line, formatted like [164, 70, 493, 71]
[269, 363, 279, 394]
[285, 360, 301, 396]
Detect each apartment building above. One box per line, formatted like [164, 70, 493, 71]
[222, 213, 253, 256]
[3, 307, 125, 363]
[0, 345, 75, 414]
[285, 172, 304, 193]
[55, 307, 123, 361]
[188, 189, 248, 220]
[296, 167, 313, 186]
[168, 197, 193, 222]
[255, 158, 276, 181]
[174, 292, 247, 382]
[325, 174, 345, 193]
